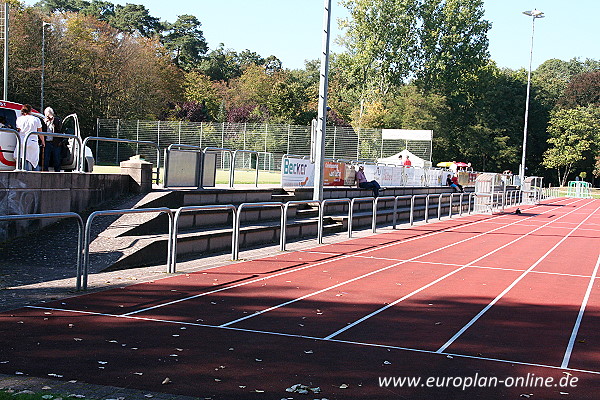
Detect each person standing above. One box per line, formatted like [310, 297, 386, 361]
[43, 107, 63, 172]
[403, 155, 412, 166]
[15, 104, 43, 171]
[355, 165, 382, 197]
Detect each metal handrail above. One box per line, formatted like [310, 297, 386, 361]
[82, 136, 160, 182]
[23, 132, 82, 172]
[319, 198, 351, 243]
[392, 195, 413, 229]
[281, 200, 322, 251]
[233, 202, 284, 260]
[171, 205, 236, 273]
[203, 147, 234, 187]
[232, 149, 259, 187]
[0, 212, 84, 290]
[410, 194, 428, 225]
[82, 207, 173, 289]
[372, 196, 396, 233]
[1, 128, 22, 170]
[349, 197, 375, 237]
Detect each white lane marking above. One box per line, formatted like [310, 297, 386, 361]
[122, 202, 528, 316]
[220, 200, 581, 328]
[325, 200, 595, 340]
[561, 253, 600, 369]
[24, 304, 600, 376]
[436, 204, 600, 354]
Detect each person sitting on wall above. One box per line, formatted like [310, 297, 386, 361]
[451, 174, 464, 193]
[446, 175, 462, 193]
[355, 165, 382, 197]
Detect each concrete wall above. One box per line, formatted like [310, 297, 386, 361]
[0, 171, 134, 241]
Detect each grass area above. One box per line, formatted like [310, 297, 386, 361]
[551, 186, 600, 199]
[93, 165, 281, 185]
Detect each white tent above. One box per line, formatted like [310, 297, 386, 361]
[377, 149, 430, 168]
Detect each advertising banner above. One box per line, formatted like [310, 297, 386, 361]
[344, 164, 356, 186]
[281, 157, 314, 187]
[324, 161, 345, 186]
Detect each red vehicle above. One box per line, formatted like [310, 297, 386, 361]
[0, 100, 94, 171]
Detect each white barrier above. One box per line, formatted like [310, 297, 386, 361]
[282, 154, 451, 188]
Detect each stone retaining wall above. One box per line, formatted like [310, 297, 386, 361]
[0, 171, 134, 241]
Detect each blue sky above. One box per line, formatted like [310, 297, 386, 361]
[70, 1, 600, 70]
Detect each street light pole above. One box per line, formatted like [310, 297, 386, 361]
[41, 21, 50, 111]
[313, 0, 331, 201]
[520, 9, 544, 185]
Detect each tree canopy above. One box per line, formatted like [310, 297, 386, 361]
[3, 1, 599, 185]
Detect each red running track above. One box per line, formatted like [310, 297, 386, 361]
[1, 197, 600, 399]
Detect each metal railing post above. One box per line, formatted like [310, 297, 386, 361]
[350, 197, 374, 237]
[83, 207, 173, 289]
[319, 198, 351, 243]
[372, 196, 395, 233]
[0, 212, 84, 290]
[171, 205, 236, 273]
[233, 202, 284, 260]
[281, 200, 321, 251]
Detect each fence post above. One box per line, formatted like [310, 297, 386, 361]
[116, 119, 120, 164]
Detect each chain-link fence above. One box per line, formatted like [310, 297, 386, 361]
[95, 119, 432, 171]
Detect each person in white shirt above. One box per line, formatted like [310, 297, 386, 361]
[15, 104, 43, 171]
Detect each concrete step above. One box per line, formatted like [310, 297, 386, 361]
[102, 217, 342, 271]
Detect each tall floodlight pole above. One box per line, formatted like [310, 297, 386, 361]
[520, 9, 544, 184]
[3, 3, 8, 100]
[313, 0, 331, 201]
[41, 22, 50, 111]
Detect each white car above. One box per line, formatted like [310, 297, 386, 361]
[0, 100, 94, 172]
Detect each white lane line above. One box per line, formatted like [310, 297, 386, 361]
[25, 304, 600, 376]
[220, 200, 579, 328]
[436, 204, 600, 354]
[122, 203, 523, 316]
[325, 200, 595, 340]
[561, 253, 600, 369]
[353, 256, 596, 279]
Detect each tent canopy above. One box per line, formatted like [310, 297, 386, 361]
[377, 149, 429, 168]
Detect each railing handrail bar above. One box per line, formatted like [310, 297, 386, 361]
[350, 196, 375, 237]
[23, 131, 83, 172]
[171, 205, 236, 273]
[83, 207, 173, 289]
[167, 143, 203, 152]
[0, 212, 84, 290]
[82, 136, 161, 182]
[282, 200, 322, 251]
[320, 198, 351, 243]
[372, 195, 396, 233]
[233, 202, 284, 260]
[232, 149, 260, 188]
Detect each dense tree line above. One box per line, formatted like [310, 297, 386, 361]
[1, 0, 598, 184]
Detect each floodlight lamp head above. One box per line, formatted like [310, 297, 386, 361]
[523, 9, 545, 18]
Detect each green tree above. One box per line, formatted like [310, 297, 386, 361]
[162, 14, 208, 70]
[198, 44, 243, 81]
[109, 3, 163, 38]
[416, 0, 491, 95]
[338, 0, 419, 105]
[557, 70, 600, 109]
[183, 71, 220, 119]
[542, 106, 600, 186]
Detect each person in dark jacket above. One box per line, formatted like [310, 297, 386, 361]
[43, 107, 63, 172]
